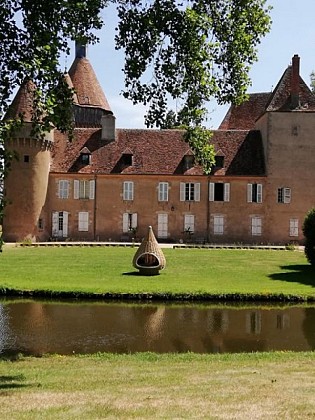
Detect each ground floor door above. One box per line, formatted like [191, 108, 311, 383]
[52, 211, 68, 238]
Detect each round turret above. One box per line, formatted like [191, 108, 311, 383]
[2, 81, 53, 242]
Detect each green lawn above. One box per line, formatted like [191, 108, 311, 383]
[1, 352, 315, 419]
[0, 245, 314, 299]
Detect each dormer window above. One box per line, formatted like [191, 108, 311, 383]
[184, 155, 194, 170]
[81, 153, 90, 164]
[215, 155, 224, 168]
[122, 153, 133, 166]
[80, 147, 91, 165]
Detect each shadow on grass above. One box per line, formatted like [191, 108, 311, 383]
[269, 264, 315, 288]
[122, 271, 142, 276]
[0, 374, 29, 390]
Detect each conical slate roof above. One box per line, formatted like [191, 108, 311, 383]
[5, 79, 35, 121]
[133, 226, 166, 275]
[68, 57, 112, 112]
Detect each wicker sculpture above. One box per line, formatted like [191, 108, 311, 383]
[132, 226, 166, 275]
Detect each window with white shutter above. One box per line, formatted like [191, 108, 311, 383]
[180, 183, 200, 201]
[213, 215, 224, 235]
[52, 211, 68, 237]
[251, 216, 262, 236]
[278, 187, 291, 204]
[247, 183, 263, 203]
[158, 213, 168, 238]
[58, 180, 69, 199]
[78, 212, 89, 232]
[123, 181, 134, 201]
[122, 213, 138, 232]
[209, 182, 230, 202]
[158, 182, 169, 201]
[184, 214, 195, 233]
[289, 218, 298, 237]
[73, 180, 95, 199]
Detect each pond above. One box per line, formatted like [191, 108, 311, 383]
[0, 299, 315, 356]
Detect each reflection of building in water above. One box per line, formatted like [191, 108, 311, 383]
[2, 302, 314, 355]
[0, 304, 15, 353]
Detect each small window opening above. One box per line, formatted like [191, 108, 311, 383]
[81, 153, 91, 165]
[24, 155, 30, 163]
[214, 183, 224, 201]
[184, 155, 194, 170]
[215, 156, 224, 168]
[122, 153, 133, 166]
[38, 218, 44, 230]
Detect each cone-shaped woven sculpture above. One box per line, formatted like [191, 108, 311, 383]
[133, 226, 166, 275]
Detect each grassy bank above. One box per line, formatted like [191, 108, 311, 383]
[0, 245, 314, 301]
[1, 352, 315, 419]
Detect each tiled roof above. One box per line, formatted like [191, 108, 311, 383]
[219, 93, 272, 130]
[68, 57, 112, 112]
[51, 128, 265, 176]
[5, 79, 35, 121]
[266, 66, 315, 111]
[220, 62, 315, 130]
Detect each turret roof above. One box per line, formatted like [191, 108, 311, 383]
[5, 79, 35, 122]
[68, 57, 112, 113]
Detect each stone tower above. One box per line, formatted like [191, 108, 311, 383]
[2, 80, 53, 242]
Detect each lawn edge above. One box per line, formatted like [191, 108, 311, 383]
[0, 287, 314, 302]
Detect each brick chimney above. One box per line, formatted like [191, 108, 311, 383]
[101, 114, 116, 142]
[75, 41, 87, 59]
[291, 54, 300, 108]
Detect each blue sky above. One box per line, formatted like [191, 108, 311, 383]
[63, 0, 315, 129]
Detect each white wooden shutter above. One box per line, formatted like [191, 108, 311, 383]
[74, 180, 80, 199]
[89, 180, 95, 200]
[184, 214, 195, 232]
[123, 181, 134, 200]
[58, 180, 69, 199]
[78, 212, 89, 231]
[209, 182, 214, 201]
[158, 213, 168, 238]
[289, 218, 298, 236]
[131, 213, 138, 229]
[247, 184, 253, 202]
[251, 216, 262, 236]
[214, 215, 224, 235]
[122, 213, 129, 232]
[62, 212, 68, 237]
[224, 183, 230, 202]
[194, 183, 200, 201]
[158, 182, 168, 201]
[180, 183, 185, 201]
[52, 212, 59, 237]
[284, 188, 291, 204]
[158, 213, 168, 237]
[257, 184, 263, 203]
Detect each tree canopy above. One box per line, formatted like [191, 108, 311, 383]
[0, 0, 271, 177]
[303, 208, 315, 266]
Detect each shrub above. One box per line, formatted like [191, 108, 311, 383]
[302, 208, 315, 265]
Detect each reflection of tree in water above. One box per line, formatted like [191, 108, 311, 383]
[302, 308, 315, 350]
[0, 305, 15, 354]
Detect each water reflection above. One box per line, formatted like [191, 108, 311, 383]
[0, 300, 315, 355]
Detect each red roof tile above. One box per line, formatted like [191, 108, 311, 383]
[51, 128, 265, 176]
[266, 66, 315, 111]
[68, 57, 112, 112]
[219, 93, 272, 130]
[5, 80, 35, 121]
